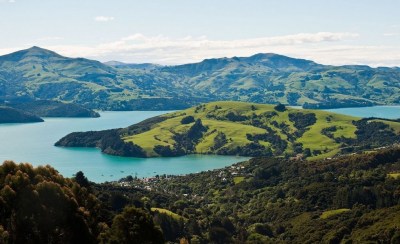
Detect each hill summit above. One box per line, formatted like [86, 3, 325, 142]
[0, 46, 64, 62]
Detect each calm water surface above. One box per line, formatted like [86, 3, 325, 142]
[0, 111, 249, 182]
[325, 106, 400, 119]
[0, 106, 399, 183]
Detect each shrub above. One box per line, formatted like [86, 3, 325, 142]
[274, 103, 286, 112]
[181, 116, 195, 124]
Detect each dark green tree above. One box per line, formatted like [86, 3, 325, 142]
[181, 115, 195, 124]
[106, 206, 164, 244]
[274, 103, 286, 112]
[75, 171, 90, 188]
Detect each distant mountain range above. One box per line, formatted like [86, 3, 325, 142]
[1, 46, 399, 110]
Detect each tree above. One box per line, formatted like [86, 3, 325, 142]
[187, 119, 207, 140]
[75, 171, 90, 188]
[181, 116, 195, 124]
[0, 226, 9, 243]
[208, 227, 232, 244]
[212, 132, 227, 151]
[105, 206, 164, 244]
[153, 212, 185, 242]
[274, 103, 286, 112]
[110, 193, 130, 211]
[0, 161, 97, 244]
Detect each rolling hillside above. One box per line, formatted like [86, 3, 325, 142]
[1, 47, 400, 110]
[55, 101, 400, 159]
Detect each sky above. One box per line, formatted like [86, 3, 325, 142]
[0, 0, 399, 66]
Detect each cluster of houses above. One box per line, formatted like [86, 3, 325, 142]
[111, 163, 249, 196]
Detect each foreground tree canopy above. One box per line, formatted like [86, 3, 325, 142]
[0, 161, 163, 244]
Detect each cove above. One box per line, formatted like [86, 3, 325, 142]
[1, 106, 399, 183]
[0, 111, 249, 183]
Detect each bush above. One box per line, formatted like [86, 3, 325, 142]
[225, 112, 247, 122]
[181, 116, 195, 124]
[154, 145, 185, 157]
[274, 103, 286, 112]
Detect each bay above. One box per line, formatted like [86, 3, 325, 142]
[0, 105, 399, 183]
[324, 106, 400, 119]
[0, 111, 249, 183]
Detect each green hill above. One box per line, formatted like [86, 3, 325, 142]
[55, 101, 400, 159]
[1, 47, 400, 110]
[0, 106, 44, 123]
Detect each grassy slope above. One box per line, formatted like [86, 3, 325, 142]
[374, 119, 400, 133]
[298, 111, 357, 160]
[320, 208, 351, 219]
[124, 102, 270, 156]
[123, 101, 399, 158]
[151, 208, 186, 221]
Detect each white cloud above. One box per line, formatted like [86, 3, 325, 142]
[1, 32, 400, 67]
[0, 0, 16, 3]
[54, 32, 360, 64]
[383, 33, 399, 37]
[94, 16, 114, 22]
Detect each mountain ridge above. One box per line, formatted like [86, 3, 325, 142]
[1, 47, 400, 110]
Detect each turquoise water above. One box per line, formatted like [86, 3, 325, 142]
[0, 111, 249, 182]
[0, 106, 399, 183]
[325, 106, 400, 119]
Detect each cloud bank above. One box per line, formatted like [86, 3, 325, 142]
[1, 32, 399, 67]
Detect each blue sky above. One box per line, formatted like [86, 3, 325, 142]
[0, 0, 399, 66]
